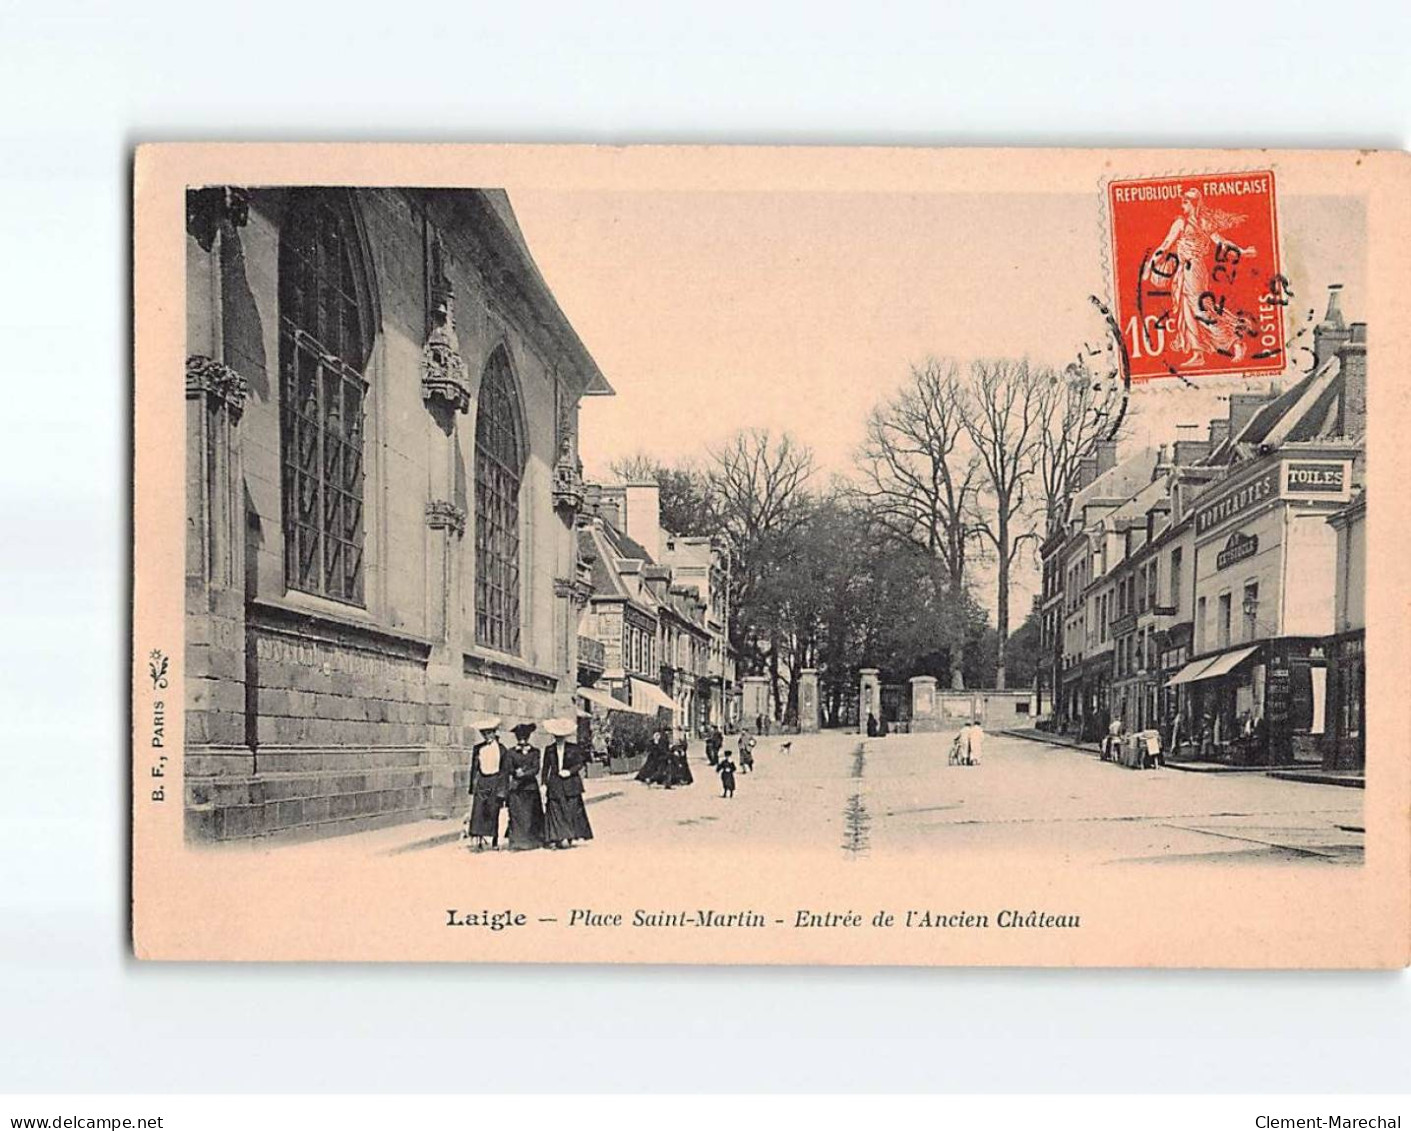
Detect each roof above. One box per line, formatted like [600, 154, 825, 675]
[1104, 473, 1169, 530]
[579, 527, 627, 600]
[1205, 356, 1342, 464]
[422, 189, 614, 398]
[598, 520, 654, 566]
[1066, 448, 1160, 523]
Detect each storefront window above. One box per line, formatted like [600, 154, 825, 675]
[1345, 660, 1363, 738]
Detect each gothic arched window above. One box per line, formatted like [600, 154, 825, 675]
[279, 191, 372, 605]
[475, 347, 524, 652]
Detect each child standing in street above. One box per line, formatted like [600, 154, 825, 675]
[716, 751, 737, 798]
[740, 731, 756, 774]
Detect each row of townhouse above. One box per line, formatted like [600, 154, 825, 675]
[573, 482, 738, 735]
[1039, 287, 1367, 771]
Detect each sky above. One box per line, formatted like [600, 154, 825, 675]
[510, 186, 1366, 611]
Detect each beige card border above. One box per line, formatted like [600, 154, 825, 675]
[133, 145, 1411, 966]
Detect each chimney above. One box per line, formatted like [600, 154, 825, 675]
[1208, 418, 1231, 449]
[1314, 284, 1351, 367]
[622, 481, 663, 562]
[1095, 439, 1119, 475]
[597, 487, 623, 531]
[1227, 392, 1268, 440]
[1338, 322, 1367, 437]
[1077, 455, 1098, 489]
[1172, 439, 1211, 466]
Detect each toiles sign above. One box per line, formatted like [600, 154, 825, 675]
[1283, 459, 1351, 500]
[1216, 531, 1259, 570]
[1194, 468, 1279, 536]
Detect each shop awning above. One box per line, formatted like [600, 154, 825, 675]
[577, 686, 651, 715]
[629, 677, 677, 713]
[1166, 656, 1219, 687]
[1195, 645, 1260, 681]
[1166, 645, 1260, 687]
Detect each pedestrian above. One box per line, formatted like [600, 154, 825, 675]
[968, 718, 985, 765]
[866, 711, 878, 738]
[636, 727, 669, 786]
[705, 724, 722, 768]
[465, 717, 508, 850]
[540, 717, 593, 850]
[716, 751, 737, 798]
[664, 729, 694, 788]
[1103, 716, 1123, 762]
[504, 722, 546, 850]
[739, 730, 756, 773]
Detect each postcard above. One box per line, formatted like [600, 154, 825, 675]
[133, 145, 1409, 965]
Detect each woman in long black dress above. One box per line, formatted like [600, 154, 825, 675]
[504, 722, 546, 850]
[636, 727, 669, 786]
[466, 717, 507, 850]
[664, 729, 694, 788]
[541, 717, 593, 849]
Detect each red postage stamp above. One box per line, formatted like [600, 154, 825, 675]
[1108, 170, 1286, 382]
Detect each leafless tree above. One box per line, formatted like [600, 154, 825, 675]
[706, 428, 816, 718]
[1035, 361, 1128, 532]
[961, 358, 1047, 690]
[856, 357, 982, 688]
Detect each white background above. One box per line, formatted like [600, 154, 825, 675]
[1, 0, 1409, 1096]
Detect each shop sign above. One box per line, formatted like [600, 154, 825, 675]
[1282, 459, 1351, 501]
[1265, 663, 1291, 724]
[1195, 468, 1279, 536]
[1216, 531, 1259, 570]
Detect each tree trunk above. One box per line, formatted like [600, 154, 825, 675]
[769, 634, 782, 723]
[995, 512, 1010, 691]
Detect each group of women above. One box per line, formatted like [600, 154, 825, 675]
[465, 717, 594, 851]
[634, 727, 694, 788]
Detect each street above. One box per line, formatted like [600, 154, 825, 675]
[298, 729, 1364, 867]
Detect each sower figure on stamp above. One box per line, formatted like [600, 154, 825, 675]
[1151, 188, 1257, 369]
[504, 722, 546, 850]
[540, 717, 593, 850]
[466, 717, 508, 851]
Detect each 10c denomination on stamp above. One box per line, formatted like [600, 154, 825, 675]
[1108, 170, 1285, 382]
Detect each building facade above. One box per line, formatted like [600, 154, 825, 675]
[1041, 286, 1367, 769]
[660, 533, 735, 732]
[183, 187, 611, 842]
[1325, 492, 1367, 770]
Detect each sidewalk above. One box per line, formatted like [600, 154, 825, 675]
[1002, 727, 1100, 755]
[1002, 727, 1364, 787]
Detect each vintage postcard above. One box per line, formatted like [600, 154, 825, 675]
[133, 145, 1410, 965]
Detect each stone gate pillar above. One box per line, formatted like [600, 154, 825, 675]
[858, 668, 880, 730]
[798, 668, 820, 733]
[741, 675, 769, 730]
[909, 675, 939, 732]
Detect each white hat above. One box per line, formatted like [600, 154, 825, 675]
[542, 717, 576, 738]
[471, 716, 501, 734]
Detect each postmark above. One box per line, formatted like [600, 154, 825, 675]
[1107, 170, 1286, 382]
